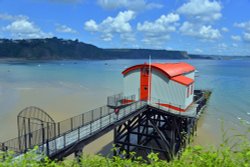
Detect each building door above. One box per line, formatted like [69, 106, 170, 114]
[140, 67, 150, 101]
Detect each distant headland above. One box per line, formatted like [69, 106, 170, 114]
[0, 37, 248, 60]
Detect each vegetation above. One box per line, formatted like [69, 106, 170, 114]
[0, 125, 249, 167]
[0, 37, 211, 60]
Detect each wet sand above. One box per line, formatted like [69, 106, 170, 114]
[0, 85, 218, 157]
[0, 84, 117, 157]
[0, 86, 118, 141]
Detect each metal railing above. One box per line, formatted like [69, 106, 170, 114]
[0, 97, 146, 157]
[150, 97, 184, 110]
[45, 100, 146, 156]
[0, 91, 208, 156]
[107, 93, 136, 107]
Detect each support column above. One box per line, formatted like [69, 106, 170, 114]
[74, 147, 83, 165]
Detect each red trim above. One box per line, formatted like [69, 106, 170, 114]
[121, 99, 135, 105]
[155, 102, 193, 112]
[140, 68, 149, 101]
[156, 103, 185, 112]
[171, 75, 194, 86]
[114, 108, 119, 114]
[122, 63, 195, 78]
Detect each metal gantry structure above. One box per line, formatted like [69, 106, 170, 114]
[0, 90, 209, 161]
[113, 106, 196, 160]
[17, 106, 56, 153]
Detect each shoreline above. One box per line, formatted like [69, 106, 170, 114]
[0, 58, 215, 63]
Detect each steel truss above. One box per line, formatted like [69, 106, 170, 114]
[113, 106, 197, 161]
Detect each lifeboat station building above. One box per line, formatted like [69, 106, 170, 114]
[122, 62, 195, 112]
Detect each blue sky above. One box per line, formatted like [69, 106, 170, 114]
[0, 0, 250, 56]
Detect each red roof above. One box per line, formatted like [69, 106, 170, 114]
[171, 75, 194, 86]
[122, 62, 195, 78]
[122, 62, 195, 86]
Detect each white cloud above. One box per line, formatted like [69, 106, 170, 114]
[231, 35, 241, 41]
[179, 21, 196, 36]
[84, 10, 135, 42]
[97, 0, 163, 11]
[146, 3, 163, 10]
[137, 13, 179, 46]
[177, 0, 222, 22]
[4, 18, 52, 39]
[120, 33, 136, 42]
[142, 35, 170, 48]
[199, 25, 221, 39]
[232, 43, 238, 47]
[218, 43, 227, 49]
[177, 0, 222, 41]
[243, 32, 250, 42]
[234, 21, 250, 42]
[234, 21, 250, 32]
[56, 24, 77, 33]
[101, 33, 113, 41]
[84, 20, 98, 32]
[179, 21, 221, 40]
[194, 48, 203, 53]
[221, 27, 229, 32]
[0, 13, 28, 21]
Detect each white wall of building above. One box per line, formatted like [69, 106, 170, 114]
[151, 69, 186, 109]
[184, 83, 195, 108]
[184, 71, 195, 80]
[123, 69, 140, 100]
[183, 71, 195, 108]
[123, 68, 194, 110]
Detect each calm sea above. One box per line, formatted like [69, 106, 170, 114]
[0, 59, 250, 144]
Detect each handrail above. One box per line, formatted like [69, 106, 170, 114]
[107, 93, 136, 107]
[0, 91, 208, 156]
[0, 97, 146, 156]
[150, 97, 184, 109]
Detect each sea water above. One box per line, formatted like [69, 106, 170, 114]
[0, 59, 249, 147]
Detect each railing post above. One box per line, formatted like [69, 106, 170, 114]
[47, 122, 50, 140]
[42, 123, 45, 152]
[124, 108, 126, 117]
[78, 127, 80, 141]
[100, 107, 103, 129]
[130, 104, 132, 114]
[116, 110, 119, 120]
[23, 119, 27, 153]
[63, 134, 66, 148]
[109, 108, 112, 124]
[82, 113, 84, 126]
[27, 118, 31, 149]
[54, 123, 56, 138]
[71, 118, 73, 130]
[158, 99, 160, 109]
[57, 122, 60, 136]
[90, 110, 93, 134]
[46, 139, 49, 156]
[1, 143, 6, 161]
[91, 110, 94, 121]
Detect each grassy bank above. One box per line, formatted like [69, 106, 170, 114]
[1, 126, 249, 167]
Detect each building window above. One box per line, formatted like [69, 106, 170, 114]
[187, 86, 190, 98]
[191, 84, 193, 95]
